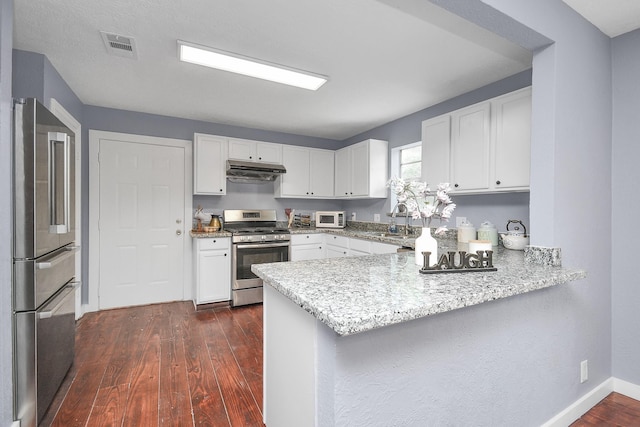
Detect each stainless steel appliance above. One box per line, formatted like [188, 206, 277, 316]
[223, 209, 290, 306]
[226, 159, 286, 183]
[12, 98, 78, 427]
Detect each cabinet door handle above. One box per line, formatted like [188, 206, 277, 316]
[258, 157, 262, 160]
[249, 156, 253, 159]
[224, 253, 227, 256]
[496, 180, 501, 185]
[454, 183, 459, 188]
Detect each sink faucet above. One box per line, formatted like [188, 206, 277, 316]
[391, 202, 412, 236]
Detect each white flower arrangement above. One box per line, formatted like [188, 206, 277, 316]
[387, 177, 456, 235]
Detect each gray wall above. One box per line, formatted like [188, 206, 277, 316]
[612, 29, 640, 385]
[342, 70, 532, 228]
[0, 0, 13, 423]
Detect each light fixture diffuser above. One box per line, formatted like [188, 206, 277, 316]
[178, 41, 328, 91]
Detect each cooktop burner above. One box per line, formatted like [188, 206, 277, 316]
[223, 209, 290, 243]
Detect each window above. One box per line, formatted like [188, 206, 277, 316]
[390, 141, 422, 209]
[399, 144, 421, 181]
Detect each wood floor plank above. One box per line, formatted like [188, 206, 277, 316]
[158, 332, 193, 426]
[123, 332, 161, 426]
[214, 307, 264, 411]
[184, 310, 231, 426]
[203, 309, 264, 427]
[85, 383, 130, 426]
[50, 361, 105, 427]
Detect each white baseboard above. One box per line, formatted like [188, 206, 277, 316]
[542, 377, 640, 426]
[11, 420, 21, 427]
[613, 377, 640, 401]
[542, 378, 613, 427]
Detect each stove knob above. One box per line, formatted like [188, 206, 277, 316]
[261, 235, 267, 241]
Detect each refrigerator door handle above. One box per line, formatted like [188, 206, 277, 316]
[37, 284, 76, 319]
[35, 246, 78, 270]
[48, 131, 71, 234]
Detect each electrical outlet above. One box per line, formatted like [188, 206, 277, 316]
[373, 214, 381, 222]
[580, 360, 588, 383]
[456, 217, 467, 227]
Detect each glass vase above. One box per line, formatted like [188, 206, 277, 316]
[415, 227, 438, 267]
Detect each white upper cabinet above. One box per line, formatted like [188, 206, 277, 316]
[193, 133, 228, 195]
[421, 115, 450, 189]
[228, 138, 282, 163]
[334, 139, 388, 198]
[491, 87, 532, 191]
[421, 87, 531, 194]
[275, 146, 334, 198]
[450, 102, 491, 192]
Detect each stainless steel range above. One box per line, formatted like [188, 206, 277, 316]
[223, 209, 290, 306]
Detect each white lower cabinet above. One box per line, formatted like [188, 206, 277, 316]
[325, 235, 349, 258]
[290, 234, 325, 261]
[371, 241, 400, 254]
[194, 238, 231, 304]
[293, 233, 400, 260]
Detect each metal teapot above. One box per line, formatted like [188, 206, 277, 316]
[500, 219, 529, 250]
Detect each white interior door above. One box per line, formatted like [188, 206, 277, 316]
[98, 138, 185, 309]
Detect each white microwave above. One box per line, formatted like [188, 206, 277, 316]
[315, 211, 346, 228]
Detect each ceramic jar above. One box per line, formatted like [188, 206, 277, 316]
[457, 220, 476, 243]
[477, 221, 498, 246]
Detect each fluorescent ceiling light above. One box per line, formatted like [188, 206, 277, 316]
[178, 41, 328, 91]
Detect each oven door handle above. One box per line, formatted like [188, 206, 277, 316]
[235, 242, 291, 250]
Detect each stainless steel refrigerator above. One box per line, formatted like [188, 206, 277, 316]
[12, 98, 78, 427]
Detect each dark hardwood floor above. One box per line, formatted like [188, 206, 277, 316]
[41, 301, 640, 426]
[41, 301, 264, 427]
[570, 392, 640, 426]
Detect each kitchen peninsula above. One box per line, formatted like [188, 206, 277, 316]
[253, 247, 586, 426]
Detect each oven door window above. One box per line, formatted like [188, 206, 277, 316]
[235, 244, 289, 280]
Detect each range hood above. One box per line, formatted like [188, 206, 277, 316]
[226, 159, 286, 183]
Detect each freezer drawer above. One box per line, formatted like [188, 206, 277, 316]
[13, 245, 77, 312]
[14, 283, 76, 427]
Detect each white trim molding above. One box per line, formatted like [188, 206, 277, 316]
[542, 377, 640, 426]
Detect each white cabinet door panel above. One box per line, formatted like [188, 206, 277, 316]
[493, 88, 531, 190]
[194, 134, 227, 195]
[451, 103, 491, 192]
[422, 115, 451, 186]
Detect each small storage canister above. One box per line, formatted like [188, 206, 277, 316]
[457, 220, 476, 243]
[477, 221, 499, 246]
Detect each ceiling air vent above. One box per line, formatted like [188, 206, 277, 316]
[100, 31, 138, 59]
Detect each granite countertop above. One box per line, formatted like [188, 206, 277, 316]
[252, 246, 587, 336]
[289, 227, 418, 248]
[190, 230, 232, 238]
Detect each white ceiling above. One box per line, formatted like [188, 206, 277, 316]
[13, 0, 537, 140]
[563, 0, 640, 38]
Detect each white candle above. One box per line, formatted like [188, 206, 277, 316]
[468, 239, 492, 254]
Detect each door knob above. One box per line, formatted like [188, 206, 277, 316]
[176, 230, 182, 236]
